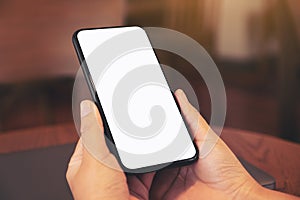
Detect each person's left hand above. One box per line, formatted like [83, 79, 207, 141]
[66, 100, 155, 200]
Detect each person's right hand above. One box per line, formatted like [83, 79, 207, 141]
[149, 89, 299, 200]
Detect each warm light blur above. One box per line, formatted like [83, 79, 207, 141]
[127, 0, 300, 141]
[0, 0, 299, 142]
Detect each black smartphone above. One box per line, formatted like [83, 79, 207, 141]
[72, 26, 198, 173]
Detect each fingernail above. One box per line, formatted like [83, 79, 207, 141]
[80, 101, 91, 118]
[178, 89, 188, 103]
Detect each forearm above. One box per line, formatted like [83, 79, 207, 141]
[259, 188, 300, 200]
[240, 184, 300, 200]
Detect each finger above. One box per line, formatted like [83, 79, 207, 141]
[127, 177, 148, 200]
[136, 172, 156, 190]
[174, 89, 209, 141]
[149, 168, 180, 199]
[66, 138, 83, 184]
[128, 172, 156, 193]
[80, 100, 114, 167]
[68, 138, 83, 167]
[175, 90, 223, 158]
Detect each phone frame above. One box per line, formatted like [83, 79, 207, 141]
[72, 26, 199, 173]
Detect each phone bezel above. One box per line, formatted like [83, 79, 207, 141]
[72, 26, 199, 173]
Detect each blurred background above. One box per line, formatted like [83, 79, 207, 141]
[0, 0, 299, 142]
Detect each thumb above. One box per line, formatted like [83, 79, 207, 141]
[80, 100, 111, 166]
[174, 89, 210, 141]
[175, 89, 221, 158]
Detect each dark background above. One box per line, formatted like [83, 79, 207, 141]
[0, 0, 299, 142]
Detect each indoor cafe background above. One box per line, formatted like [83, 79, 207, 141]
[0, 0, 299, 142]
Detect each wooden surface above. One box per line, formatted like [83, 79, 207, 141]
[0, 123, 78, 154]
[221, 128, 300, 196]
[0, 123, 299, 196]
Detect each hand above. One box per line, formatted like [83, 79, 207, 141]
[66, 100, 130, 200]
[67, 100, 157, 200]
[149, 89, 299, 200]
[148, 89, 259, 199]
[67, 93, 299, 200]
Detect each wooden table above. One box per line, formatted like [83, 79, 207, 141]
[221, 128, 300, 196]
[0, 123, 299, 196]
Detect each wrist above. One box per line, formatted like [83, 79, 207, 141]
[235, 181, 299, 200]
[244, 184, 268, 200]
[233, 179, 265, 200]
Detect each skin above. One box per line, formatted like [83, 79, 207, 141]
[66, 89, 299, 200]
